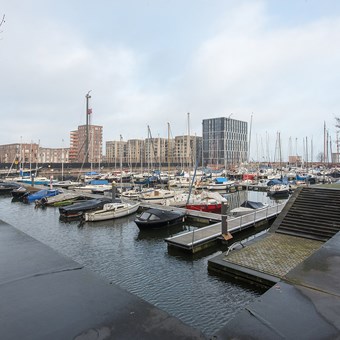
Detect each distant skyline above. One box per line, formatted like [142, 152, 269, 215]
[1, 0, 340, 162]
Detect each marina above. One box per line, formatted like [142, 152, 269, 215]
[0, 189, 266, 338]
[1, 177, 340, 338]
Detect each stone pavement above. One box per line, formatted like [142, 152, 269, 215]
[223, 233, 322, 278]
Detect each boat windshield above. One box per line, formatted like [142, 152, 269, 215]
[139, 212, 160, 221]
[139, 212, 151, 220]
[149, 214, 160, 221]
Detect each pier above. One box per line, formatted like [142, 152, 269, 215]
[208, 187, 340, 287]
[209, 186, 340, 338]
[165, 203, 286, 253]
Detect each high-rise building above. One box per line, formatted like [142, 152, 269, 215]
[70, 125, 103, 163]
[202, 117, 248, 169]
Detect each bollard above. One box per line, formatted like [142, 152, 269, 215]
[112, 182, 116, 202]
[221, 201, 233, 240]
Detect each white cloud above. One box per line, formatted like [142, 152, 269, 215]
[1, 1, 340, 161]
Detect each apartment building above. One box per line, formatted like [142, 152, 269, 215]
[70, 125, 103, 163]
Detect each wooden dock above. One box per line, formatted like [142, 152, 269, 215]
[165, 203, 286, 253]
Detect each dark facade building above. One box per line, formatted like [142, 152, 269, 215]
[202, 117, 248, 169]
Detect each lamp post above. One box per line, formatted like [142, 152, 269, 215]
[85, 91, 92, 164]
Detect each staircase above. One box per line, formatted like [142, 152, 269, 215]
[273, 187, 340, 242]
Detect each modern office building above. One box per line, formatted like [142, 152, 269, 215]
[202, 117, 248, 169]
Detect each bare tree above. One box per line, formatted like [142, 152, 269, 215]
[336, 116, 340, 130]
[0, 14, 5, 34]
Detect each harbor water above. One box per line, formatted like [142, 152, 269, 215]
[0, 190, 278, 337]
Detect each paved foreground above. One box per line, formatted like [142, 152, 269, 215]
[214, 231, 340, 339]
[0, 219, 205, 340]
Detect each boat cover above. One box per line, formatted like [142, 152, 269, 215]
[240, 201, 266, 209]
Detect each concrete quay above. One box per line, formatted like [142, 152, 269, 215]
[0, 219, 205, 340]
[213, 231, 340, 339]
[208, 232, 323, 288]
[209, 187, 340, 339]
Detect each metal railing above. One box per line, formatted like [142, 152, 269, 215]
[169, 202, 286, 248]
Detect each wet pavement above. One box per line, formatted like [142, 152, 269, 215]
[0, 219, 205, 340]
[213, 231, 340, 339]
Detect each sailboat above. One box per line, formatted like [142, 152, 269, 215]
[84, 200, 140, 222]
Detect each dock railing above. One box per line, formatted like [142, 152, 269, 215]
[166, 202, 286, 251]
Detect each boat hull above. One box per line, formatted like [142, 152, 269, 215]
[59, 198, 111, 219]
[85, 202, 140, 222]
[134, 208, 185, 230]
[186, 203, 222, 214]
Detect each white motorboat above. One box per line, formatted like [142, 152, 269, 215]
[84, 201, 140, 222]
[139, 189, 176, 204]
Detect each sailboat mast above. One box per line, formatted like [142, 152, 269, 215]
[61, 139, 64, 181]
[248, 113, 253, 163]
[167, 122, 170, 175]
[120, 135, 123, 188]
[187, 112, 190, 169]
[85, 90, 91, 164]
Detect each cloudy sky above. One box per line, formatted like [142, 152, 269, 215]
[1, 0, 340, 161]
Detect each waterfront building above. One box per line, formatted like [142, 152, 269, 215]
[173, 135, 202, 168]
[69, 130, 79, 163]
[144, 137, 168, 168]
[288, 155, 302, 167]
[104, 135, 203, 169]
[127, 139, 145, 166]
[0, 143, 38, 165]
[0, 143, 69, 167]
[202, 117, 248, 169]
[39, 147, 69, 164]
[70, 125, 103, 164]
[105, 139, 127, 167]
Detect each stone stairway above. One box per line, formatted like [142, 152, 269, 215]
[272, 187, 340, 242]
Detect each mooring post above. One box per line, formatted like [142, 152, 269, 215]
[221, 201, 233, 241]
[112, 182, 116, 202]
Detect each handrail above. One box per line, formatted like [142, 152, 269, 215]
[166, 202, 287, 245]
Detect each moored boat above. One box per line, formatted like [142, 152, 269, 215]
[139, 189, 176, 204]
[38, 192, 85, 207]
[206, 177, 235, 191]
[72, 179, 112, 194]
[84, 201, 140, 222]
[59, 197, 112, 219]
[267, 184, 291, 198]
[134, 208, 185, 230]
[229, 200, 268, 217]
[22, 188, 63, 203]
[0, 181, 21, 195]
[185, 191, 227, 214]
[53, 180, 82, 189]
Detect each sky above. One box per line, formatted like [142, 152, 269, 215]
[1, 0, 340, 162]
